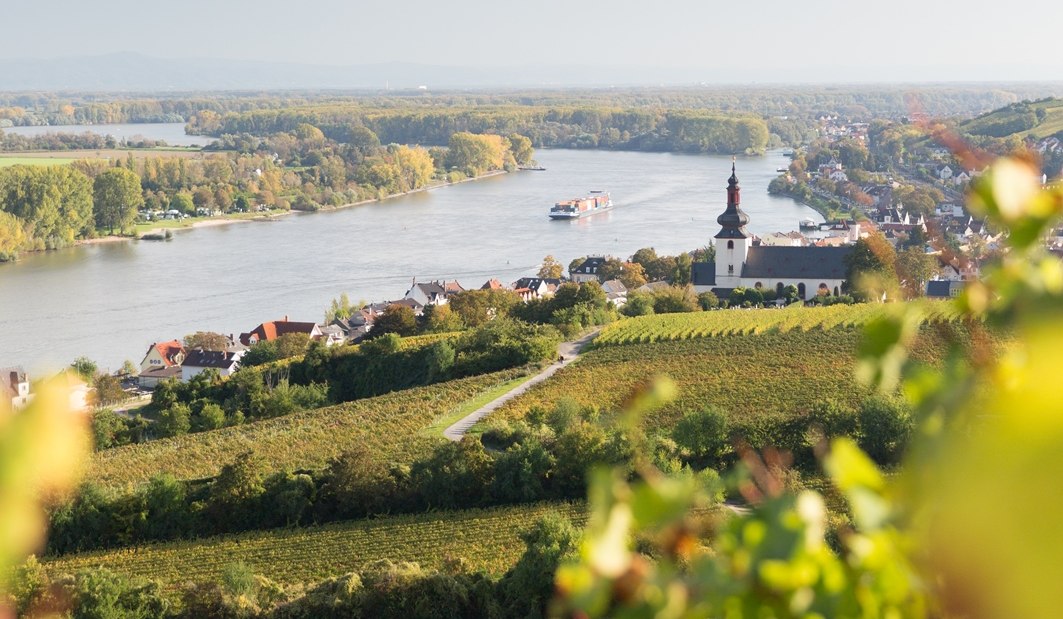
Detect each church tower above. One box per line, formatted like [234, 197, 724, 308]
[714, 159, 750, 288]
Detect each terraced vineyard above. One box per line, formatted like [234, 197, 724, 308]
[488, 315, 969, 430]
[90, 368, 527, 490]
[593, 301, 963, 347]
[45, 502, 587, 585]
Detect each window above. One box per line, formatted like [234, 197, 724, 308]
[728, 264, 734, 274]
[798, 283, 806, 298]
[834, 286, 840, 296]
[818, 283, 829, 296]
[727, 240, 734, 249]
[776, 282, 785, 295]
[755, 282, 763, 289]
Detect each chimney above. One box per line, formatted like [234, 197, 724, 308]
[283, 315, 289, 322]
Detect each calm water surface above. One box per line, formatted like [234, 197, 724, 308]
[0, 149, 820, 372]
[2, 122, 215, 147]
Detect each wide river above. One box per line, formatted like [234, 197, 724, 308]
[0, 148, 820, 372]
[1, 122, 215, 147]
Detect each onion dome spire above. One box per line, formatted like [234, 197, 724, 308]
[715, 157, 750, 239]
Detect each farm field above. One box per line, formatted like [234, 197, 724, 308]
[0, 155, 78, 167]
[487, 307, 972, 431]
[45, 502, 587, 585]
[89, 369, 526, 490]
[592, 301, 963, 348]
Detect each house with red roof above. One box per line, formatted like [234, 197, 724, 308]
[239, 317, 323, 347]
[138, 340, 186, 374]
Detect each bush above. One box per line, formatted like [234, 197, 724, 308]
[857, 396, 912, 464]
[672, 408, 729, 465]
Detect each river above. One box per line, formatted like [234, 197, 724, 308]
[1, 122, 215, 147]
[0, 148, 821, 373]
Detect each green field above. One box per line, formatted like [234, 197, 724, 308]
[45, 502, 587, 585]
[0, 156, 77, 167]
[89, 369, 525, 490]
[592, 301, 962, 348]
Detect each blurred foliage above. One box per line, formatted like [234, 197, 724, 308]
[554, 155, 1063, 618]
[0, 376, 90, 615]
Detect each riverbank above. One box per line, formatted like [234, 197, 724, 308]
[68, 170, 512, 249]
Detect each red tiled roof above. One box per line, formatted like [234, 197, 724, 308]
[150, 340, 185, 367]
[239, 319, 319, 346]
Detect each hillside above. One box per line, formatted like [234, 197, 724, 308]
[89, 368, 527, 490]
[960, 98, 1063, 139]
[45, 502, 586, 585]
[484, 305, 971, 432]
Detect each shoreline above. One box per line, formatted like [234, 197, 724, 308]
[73, 169, 511, 248]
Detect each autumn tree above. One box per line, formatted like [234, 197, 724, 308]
[93, 167, 143, 234]
[507, 133, 534, 165]
[183, 332, 230, 352]
[538, 255, 564, 279]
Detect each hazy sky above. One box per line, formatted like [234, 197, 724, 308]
[3, 0, 1062, 81]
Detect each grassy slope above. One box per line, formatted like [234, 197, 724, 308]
[89, 369, 526, 490]
[0, 156, 77, 167]
[961, 98, 1063, 139]
[45, 502, 587, 585]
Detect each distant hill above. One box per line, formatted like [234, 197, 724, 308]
[959, 98, 1063, 140]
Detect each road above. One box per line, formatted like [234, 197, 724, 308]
[442, 329, 600, 441]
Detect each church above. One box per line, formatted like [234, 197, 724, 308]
[691, 163, 853, 300]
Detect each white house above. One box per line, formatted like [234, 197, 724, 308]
[404, 280, 464, 306]
[139, 340, 185, 374]
[692, 163, 852, 300]
[939, 165, 954, 181]
[181, 349, 246, 381]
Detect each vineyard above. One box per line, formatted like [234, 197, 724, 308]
[89, 368, 526, 490]
[593, 301, 964, 347]
[44, 502, 587, 585]
[486, 321, 969, 431]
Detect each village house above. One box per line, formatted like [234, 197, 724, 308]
[600, 279, 628, 306]
[758, 232, 807, 247]
[138, 340, 185, 374]
[480, 278, 508, 291]
[1, 367, 32, 411]
[239, 317, 323, 347]
[926, 280, 965, 299]
[512, 277, 562, 299]
[570, 256, 608, 282]
[181, 349, 246, 381]
[692, 163, 853, 300]
[404, 280, 464, 306]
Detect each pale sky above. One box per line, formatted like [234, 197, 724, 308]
[3, 0, 1062, 82]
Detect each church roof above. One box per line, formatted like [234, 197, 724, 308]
[691, 262, 716, 286]
[741, 246, 852, 280]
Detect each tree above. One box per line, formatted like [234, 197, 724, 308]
[276, 332, 311, 359]
[71, 356, 98, 380]
[208, 451, 267, 531]
[449, 289, 519, 328]
[183, 331, 230, 352]
[895, 247, 938, 298]
[619, 262, 648, 290]
[673, 407, 729, 465]
[652, 286, 699, 314]
[538, 254, 564, 279]
[92, 374, 126, 407]
[369, 304, 418, 338]
[843, 234, 898, 299]
[507, 133, 535, 165]
[325, 293, 355, 323]
[157, 403, 191, 437]
[422, 303, 464, 333]
[169, 192, 194, 215]
[93, 167, 143, 234]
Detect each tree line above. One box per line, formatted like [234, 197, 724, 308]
[190, 105, 772, 155]
[0, 125, 532, 260]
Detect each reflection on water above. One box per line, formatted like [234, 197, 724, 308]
[0, 149, 821, 371]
